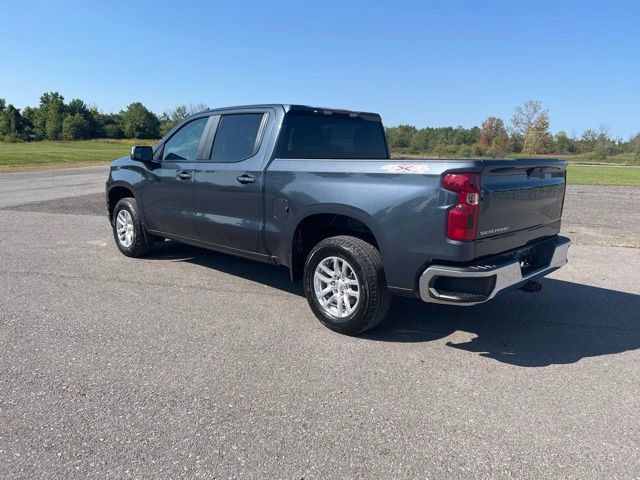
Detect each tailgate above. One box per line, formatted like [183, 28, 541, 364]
[475, 159, 567, 258]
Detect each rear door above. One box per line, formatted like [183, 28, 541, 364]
[142, 115, 211, 238]
[192, 109, 273, 253]
[475, 159, 567, 257]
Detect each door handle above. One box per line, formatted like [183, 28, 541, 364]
[177, 171, 192, 180]
[236, 174, 256, 184]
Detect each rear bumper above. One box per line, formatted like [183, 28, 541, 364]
[418, 236, 571, 306]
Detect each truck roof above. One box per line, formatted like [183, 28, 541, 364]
[203, 104, 382, 121]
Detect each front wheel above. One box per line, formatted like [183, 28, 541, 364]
[111, 197, 153, 257]
[303, 235, 392, 335]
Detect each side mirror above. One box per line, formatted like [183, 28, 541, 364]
[130, 146, 154, 162]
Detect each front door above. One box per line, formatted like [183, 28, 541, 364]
[193, 111, 271, 253]
[142, 116, 210, 239]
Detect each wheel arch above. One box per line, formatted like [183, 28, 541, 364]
[107, 182, 136, 221]
[287, 204, 390, 281]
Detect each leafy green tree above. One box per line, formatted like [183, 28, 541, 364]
[457, 144, 474, 157]
[459, 126, 481, 145]
[553, 131, 575, 154]
[160, 105, 188, 137]
[67, 99, 102, 137]
[87, 107, 104, 137]
[491, 132, 510, 157]
[510, 100, 552, 154]
[94, 112, 123, 139]
[589, 126, 618, 160]
[159, 103, 208, 136]
[525, 112, 551, 154]
[103, 123, 124, 139]
[121, 102, 160, 138]
[509, 133, 523, 153]
[511, 100, 543, 136]
[45, 103, 63, 140]
[580, 129, 598, 151]
[409, 129, 431, 153]
[67, 98, 89, 116]
[385, 124, 417, 149]
[24, 92, 64, 140]
[433, 142, 448, 158]
[21, 106, 39, 136]
[35, 92, 66, 140]
[29, 108, 45, 138]
[46, 103, 64, 139]
[0, 104, 28, 141]
[480, 117, 510, 156]
[62, 113, 90, 140]
[630, 133, 640, 160]
[479, 117, 507, 149]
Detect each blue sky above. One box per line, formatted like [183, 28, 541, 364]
[2, 0, 639, 137]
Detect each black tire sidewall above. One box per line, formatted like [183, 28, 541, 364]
[304, 243, 371, 332]
[111, 198, 148, 257]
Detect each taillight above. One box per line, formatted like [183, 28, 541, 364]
[443, 172, 481, 241]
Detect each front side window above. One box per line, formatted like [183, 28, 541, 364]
[210, 113, 265, 162]
[162, 117, 208, 161]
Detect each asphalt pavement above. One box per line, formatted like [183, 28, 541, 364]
[1, 166, 639, 479]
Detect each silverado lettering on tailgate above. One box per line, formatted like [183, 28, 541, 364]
[487, 184, 564, 206]
[479, 226, 510, 237]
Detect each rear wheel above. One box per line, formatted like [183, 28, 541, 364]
[111, 197, 153, 257]
[303, 235, 392, 335]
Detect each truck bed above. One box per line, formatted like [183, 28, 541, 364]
[264, 156, 567, 294]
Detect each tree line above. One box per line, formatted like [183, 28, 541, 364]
[1, 93, 638, 160]
[0, 92, 206, 142]
[388, 100, 639, 160]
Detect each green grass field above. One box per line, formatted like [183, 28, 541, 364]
[508, 152, 640, 166]
[0, 139, 156, 169]
[0, 140, 639, 186]
[567, 165, 640, 186]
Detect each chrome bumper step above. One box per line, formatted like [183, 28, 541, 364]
[418, 237, 571, 306]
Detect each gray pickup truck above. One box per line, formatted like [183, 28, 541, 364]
[106, 104, 570, 334]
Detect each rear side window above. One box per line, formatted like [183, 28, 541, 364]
[162, 117, 208, 161]
[210, 113, 265, 162]
[277, 112, 388, 159]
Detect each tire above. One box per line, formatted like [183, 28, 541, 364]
[303, 235, 392, 335]
[111, 197, 153, 258]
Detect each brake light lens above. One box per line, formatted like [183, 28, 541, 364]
[443, 172, 481, 241]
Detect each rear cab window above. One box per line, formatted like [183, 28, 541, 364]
[277, 111, 389, 159]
